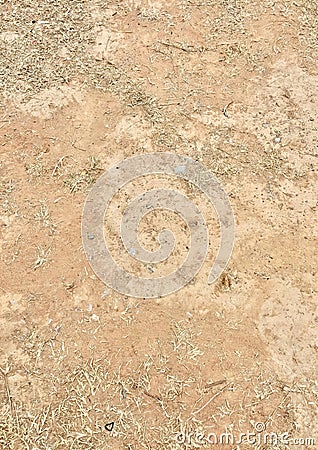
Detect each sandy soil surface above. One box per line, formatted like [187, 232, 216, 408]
[0, 1, 317, 449]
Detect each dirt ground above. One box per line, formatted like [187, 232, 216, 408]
[0, 1, 317, 449]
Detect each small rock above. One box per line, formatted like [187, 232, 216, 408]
[91, 314, 99, 322]
[101, 289, 110, 299]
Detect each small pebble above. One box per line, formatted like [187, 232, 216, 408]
[101, 289, 110, 299]
[91, 314, 99, 322]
